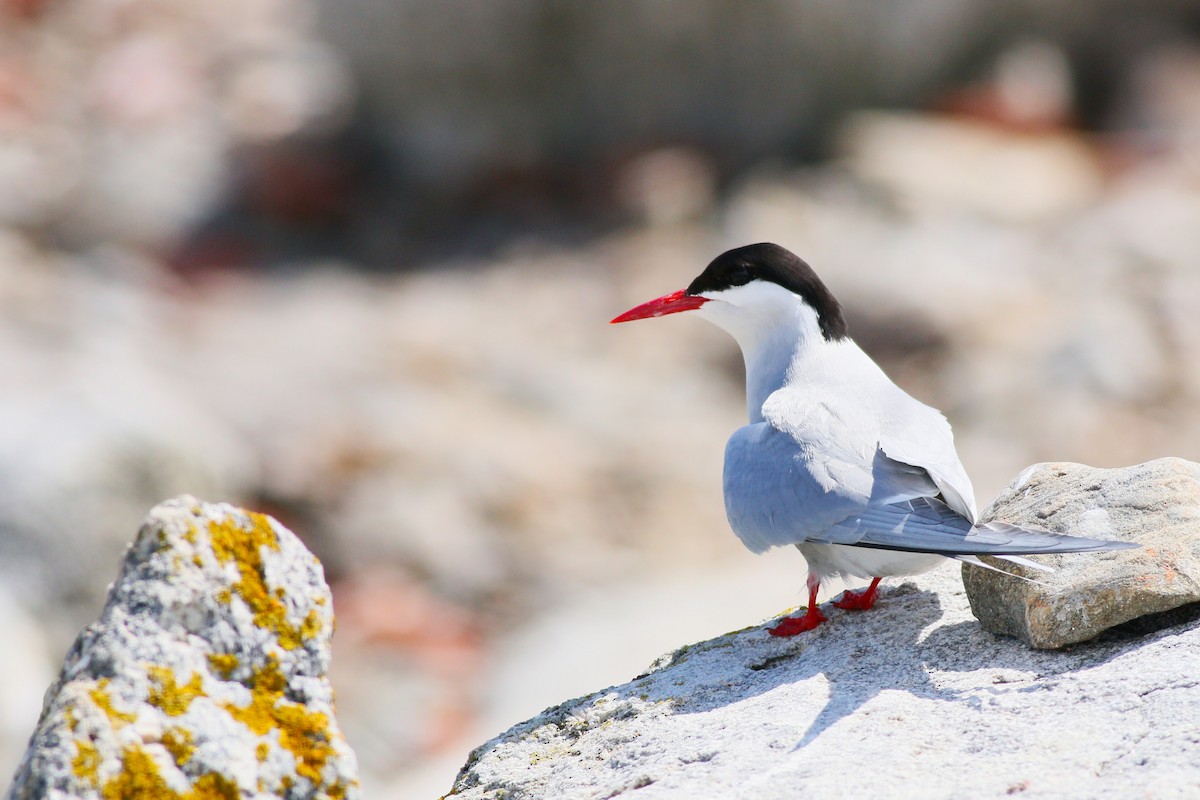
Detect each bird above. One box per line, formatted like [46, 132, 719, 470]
[611, 242, 1138, 636]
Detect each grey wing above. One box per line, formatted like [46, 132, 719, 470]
[722, 422, 942, 553]
[878, 399, 978, 522]
[825, 496, 1138, 555]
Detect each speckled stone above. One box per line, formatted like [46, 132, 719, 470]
[7, 496, 360, 800]
[963, 458, 1200, 649]
[445, 567, 1200, 800]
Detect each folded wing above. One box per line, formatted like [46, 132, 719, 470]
[820, 496, 1138, 555]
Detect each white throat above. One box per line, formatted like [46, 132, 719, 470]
[695, 282, 829, 422]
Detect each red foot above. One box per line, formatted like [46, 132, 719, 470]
[768, 607, 826, 636]
[832, 577, 882, 611]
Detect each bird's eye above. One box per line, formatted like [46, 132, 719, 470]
[729, 265, 752, 285]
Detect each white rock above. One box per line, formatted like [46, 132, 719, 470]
[448, 566, 1200, 799]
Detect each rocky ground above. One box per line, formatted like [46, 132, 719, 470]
[449, 563, 1200, 800]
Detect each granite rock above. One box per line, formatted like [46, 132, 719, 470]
[7, 496, 360, 800]
[445, 567, 1200, 800]
[964, 458, 1200, 649]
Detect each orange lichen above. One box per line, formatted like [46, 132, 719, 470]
[223, 657, 338, 787]
[90, 679, 136, 727]
[206, 512, 318, 651]
[147, 667, 205, 717]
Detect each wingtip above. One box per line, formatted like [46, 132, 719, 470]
[1076, 538, 1141, 552]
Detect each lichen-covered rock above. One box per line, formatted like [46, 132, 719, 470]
[6, 497, 360, 800]
[445, 567, 1200, 800]
[964, 458, 1200, 649]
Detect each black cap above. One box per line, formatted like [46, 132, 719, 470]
[686, 243, 848, 341]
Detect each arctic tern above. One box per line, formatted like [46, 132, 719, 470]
[612, 243, 1137, 636]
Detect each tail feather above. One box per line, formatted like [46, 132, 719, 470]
[954, 554, 1051, 586]
[990, 553, 1056, 573]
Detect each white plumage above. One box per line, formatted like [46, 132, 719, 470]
[612, 243, 1137, 634]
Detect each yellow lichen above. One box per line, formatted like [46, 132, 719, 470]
[99, 746, 170, 800]
[97, 745, 238, 800]
[223, 657, 338, 787]
[206, 653, 239, 678]
[190, 773, 240, 800]
[72, 739, 101, 785]
[205, 512, 317, 650]
[162, 728, 195, 767]
[301, 610, 323, 640]
[147, 667, 206, 717]
[90, 679, 136, 727]
[255, 742, 269, 762]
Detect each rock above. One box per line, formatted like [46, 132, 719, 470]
[446, 567, 1200, 800]
[964, 458, 1200, 649]
[7, 496, 361, 800]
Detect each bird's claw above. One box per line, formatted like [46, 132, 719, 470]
[767, 607, 826, 636]
[831, 585, 880, 611]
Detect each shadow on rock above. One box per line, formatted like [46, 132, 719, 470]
[630, 578, 1198, 752]
[644, 582, 958, 747]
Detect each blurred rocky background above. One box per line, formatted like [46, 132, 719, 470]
[2, 0, 1200, 797]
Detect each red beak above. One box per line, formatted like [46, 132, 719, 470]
[610, 290, 709, 323]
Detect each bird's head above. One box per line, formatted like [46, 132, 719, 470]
[611, 243, 848, 347]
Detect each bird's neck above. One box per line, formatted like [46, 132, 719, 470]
[712, 301, 828, 423]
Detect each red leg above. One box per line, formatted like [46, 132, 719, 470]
[768, 574, 826, 636]
[832, 576, 882, 611]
